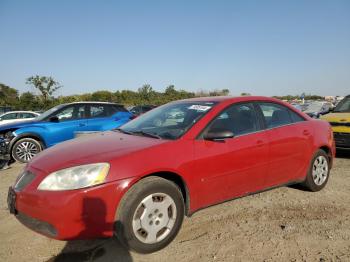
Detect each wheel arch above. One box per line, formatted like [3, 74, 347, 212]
[319, 145, 333, 168]
[141, 171, 191, 216]
[10, 132, 47, 152]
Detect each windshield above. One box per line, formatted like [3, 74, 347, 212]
[119, 101, 217, 139]
[35, 104, 65, 121]
[334, 97, 350, 113]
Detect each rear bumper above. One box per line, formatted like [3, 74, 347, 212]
[11, 177, 134, 240]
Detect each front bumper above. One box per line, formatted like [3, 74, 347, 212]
[333, 132, 350, 149]
[8, 171, 135, 240]
[0, 137, 11, 160]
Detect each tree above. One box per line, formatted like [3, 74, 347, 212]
[26, 75, 62, 104]
[240, 92, 251, 96]
[138, 84, 155, 104]
[18, 92, 41, 110]
[91, 90, 114, 102]
[0, 83, 19, 107]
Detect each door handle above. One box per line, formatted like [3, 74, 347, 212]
[303, 130, 310, 136]
[256, 140, 264, 147]
[79, 123, 86, 127]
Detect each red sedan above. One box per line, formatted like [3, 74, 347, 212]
[8, 96, 335, 253]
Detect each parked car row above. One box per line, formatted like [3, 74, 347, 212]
[0, 102, 132, 167]
[7, 96, 335, 253]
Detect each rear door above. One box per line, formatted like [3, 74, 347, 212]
[256, 102, 313, 187]
[86, 104, 130, 131]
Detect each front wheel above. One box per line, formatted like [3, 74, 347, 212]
[12, 138, 42, 163]
[301, 149, 330, 191]
[115, 176, 185, 253]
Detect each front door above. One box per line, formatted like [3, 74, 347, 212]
[192, 102, 269, 209]
[44, 104, 87, 147]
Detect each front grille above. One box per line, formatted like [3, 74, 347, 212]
[16, 212, 57, 237]
[14, 171, 36, 191]
[334, 132, 350, 148]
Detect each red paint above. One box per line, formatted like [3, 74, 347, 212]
[12, 96, 335, 240]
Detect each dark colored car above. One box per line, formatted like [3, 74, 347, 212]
[0, 102, 132, 164]
[129, 105, 156, 117]
[8, 96, 334, 253]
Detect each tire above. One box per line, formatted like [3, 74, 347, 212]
[115, 176, 185, 253]
[12, 138, 42, 163]
[0, 160, 9, 170]
[301, 149, 330, 192]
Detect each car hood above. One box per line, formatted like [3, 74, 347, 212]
[0, 120, 40, 131]
[29, 131, 168, 173]
[321, 112, 350, 123]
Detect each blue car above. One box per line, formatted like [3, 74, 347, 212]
[0, 102, 132, 164]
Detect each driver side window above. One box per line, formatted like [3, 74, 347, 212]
[53, 105, 85, 121]
[208, 103, 258, 136]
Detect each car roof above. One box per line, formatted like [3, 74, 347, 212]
[1, 111, 39, 114]
[60, 101, 124, 106]
[177, 96, 283, 104]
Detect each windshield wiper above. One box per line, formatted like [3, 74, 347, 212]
[114, 128, 134, 135]
[133, 130, 162, 139]
[115, 128, 161, 139]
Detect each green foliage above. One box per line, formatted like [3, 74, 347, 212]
[0, 83, 19, 107]
[0, 80, 327, 112]
[26, 75, 62, 103]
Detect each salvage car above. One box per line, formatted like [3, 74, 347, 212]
[321, 95, 350, 149]
[7, 96, 335, 253]
[0, 102, 132, 164]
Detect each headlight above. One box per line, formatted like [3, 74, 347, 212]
[37, 163, 110, 191]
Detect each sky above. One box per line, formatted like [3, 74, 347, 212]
[0, 0, 349, 97]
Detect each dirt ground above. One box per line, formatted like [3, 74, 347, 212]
[1, 152, 350, 262]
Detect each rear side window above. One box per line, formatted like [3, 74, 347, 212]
[110, 105, 128, 114]
[19, 113, 36, 118]
[90, 105, 109, 118]
[258, 103, 293, 128]
[208, 103, 258, 136]
[2, 113, 17, 120]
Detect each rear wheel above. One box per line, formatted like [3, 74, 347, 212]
[302, 149, 330, 191]
[12, 138, 42, 163]
[115, 176, 184, 253]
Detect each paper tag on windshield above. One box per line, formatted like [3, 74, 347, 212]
[188, 105, 212, 111]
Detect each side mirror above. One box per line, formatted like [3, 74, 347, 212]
[49, 116, 59, 123]
[204, 129, 234, 141]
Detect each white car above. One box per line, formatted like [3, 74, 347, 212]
[0, 111, 40, 125]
